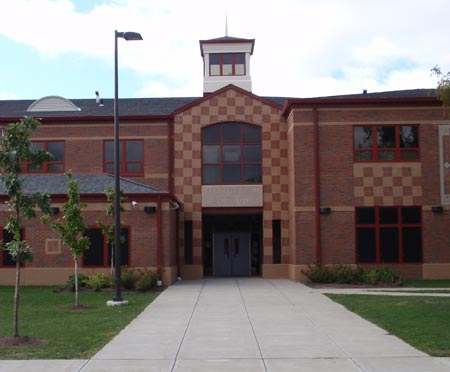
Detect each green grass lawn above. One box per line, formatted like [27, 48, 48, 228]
[0, 286, 159, 359]
[371, 289, 450, 294]
[328, 294, 450, 357]
[402, 279, 450, 288]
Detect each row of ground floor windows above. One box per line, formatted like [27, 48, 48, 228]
[356, 207, 422, 263]
[0, 228, 129, 268]
[0, 207, 423, 267]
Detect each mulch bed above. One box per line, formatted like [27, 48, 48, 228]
[59, 304, 97, 311]
[0, 336, 47, 348]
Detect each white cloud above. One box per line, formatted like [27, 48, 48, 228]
[0, 0, 449, 98]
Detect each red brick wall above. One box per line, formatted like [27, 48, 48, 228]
[33, 120, 171, 191]
[319, 125, 354, 206]
[421, 124, 441, 206]
[423, 210, 450, 263]
[321, 211, 355, 264]
[289, 104, 449, 278]
[293, 125, 315, 206]
[162, 209, 177, 267]
[0, 207, 160, 269]
[296, 212, 316, 264]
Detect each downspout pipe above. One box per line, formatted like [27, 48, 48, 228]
[168, 118, 174, 195]
[313, 106, 322, 265]
[157, 196, 163, 279]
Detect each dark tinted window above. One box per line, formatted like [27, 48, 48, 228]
[356, 207, 421, 264]
[243, 145, 261, 162]
[356, 208, 375, 224]
[380, 228, 399, 262]
[273, 220, 281, 264]
[354, 127, 373, 149]
[243, 125, 260, 142]
[203, 165, 220, 184]
[48, 142, 64, 161]
[202, 123, 262, 184]
[403, 227, 422, 262]
[379, 208, 398, 224]
[222, 124, 241, 143]
[184, 221, 193, 265]
[210, 54, 220, 65]
[400, 126, 418, 148]
[202, 125, 220, 144]
[83, 229, 104, 267]
[377, 126, 396, 148]
[402, 207, 421, 224]
[223, 165, 241, 183]
[357, 228, 376, 262]
[126, 141, 143, 161]
[243, 165, 262, 183]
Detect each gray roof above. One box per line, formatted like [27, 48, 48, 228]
[0, 89, 437, 119]
[0, 174, 167, 196]
[0, 96, 288, 118]
[0, 97, 199, 118]
[318, 88, 437, 100]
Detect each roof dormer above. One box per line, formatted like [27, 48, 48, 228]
[200, 36, 255, 94]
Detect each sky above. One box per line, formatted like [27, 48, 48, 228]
[0, 0, 449, 101]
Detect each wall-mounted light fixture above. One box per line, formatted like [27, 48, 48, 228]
[432, 206, 444, 213]
[169, 200, 180, 210]
[319, 207, 331, 215]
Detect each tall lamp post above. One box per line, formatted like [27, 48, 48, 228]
[111, 30, 143, 305]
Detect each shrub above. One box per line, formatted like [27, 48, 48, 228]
[302, 265, 401, 285]
[121, 268, 140, 290]
[334, 265, 365, 284]
[363, 267, 401, 285]
[302, 265, 336, 283]
[66, 274, 88, 292]
[83, 273, 113, 291]
[135, 269, 158, 291]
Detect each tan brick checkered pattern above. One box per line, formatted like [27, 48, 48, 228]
[174, 87, 288, 264]
[354, 164, 422, 206]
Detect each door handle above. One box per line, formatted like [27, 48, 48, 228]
[234, 238, 239, 258]
[224, 238, 230, 258]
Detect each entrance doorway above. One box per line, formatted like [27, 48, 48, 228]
[203, 213, 262, 277]
[213, 232, 250, 276]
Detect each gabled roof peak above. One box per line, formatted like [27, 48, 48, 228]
[199, 36, 255, 56]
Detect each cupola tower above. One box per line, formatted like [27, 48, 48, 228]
[200, 36, 255, 94]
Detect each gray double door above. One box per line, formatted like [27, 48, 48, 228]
[213, 232, 250, 276]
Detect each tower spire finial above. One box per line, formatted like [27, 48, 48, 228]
[225, 12, 228, 36]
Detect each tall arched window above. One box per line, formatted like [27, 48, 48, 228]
[202, 123, 262, 185]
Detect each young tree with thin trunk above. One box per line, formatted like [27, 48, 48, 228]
[51, 172, 90, 307]
[0, 117, 52, 338]
[431, 65, 450, 108]
[96, 186, 126, 275]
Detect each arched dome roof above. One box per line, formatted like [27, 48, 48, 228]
[27, 95, 81, 112]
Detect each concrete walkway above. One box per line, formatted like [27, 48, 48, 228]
[1, 278, 450, 371]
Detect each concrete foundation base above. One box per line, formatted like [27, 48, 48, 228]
[180, 264, 203, 280]
[106, 300, 129, 307]
[423, 263, 450, 279]
[262, 264, 289, 278]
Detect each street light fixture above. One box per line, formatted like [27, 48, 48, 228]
[110, 30, 143, 305]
